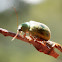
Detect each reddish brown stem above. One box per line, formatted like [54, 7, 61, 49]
[0, 28, 62, 58]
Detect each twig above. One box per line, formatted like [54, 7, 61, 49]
[0, 28, 62, 58]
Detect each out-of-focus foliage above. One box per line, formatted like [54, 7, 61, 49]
[0, 0, 62, 62]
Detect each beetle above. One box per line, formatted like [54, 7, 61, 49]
[12, 21, 51, 41]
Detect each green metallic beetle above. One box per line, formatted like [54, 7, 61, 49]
[12, 21, 51, 41]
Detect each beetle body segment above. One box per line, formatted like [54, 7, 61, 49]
[29, 21, 51, 41]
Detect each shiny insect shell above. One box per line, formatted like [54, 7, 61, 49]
[17, 21, 51, 41]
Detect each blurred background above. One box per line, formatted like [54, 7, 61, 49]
[0, 0, 62, 62]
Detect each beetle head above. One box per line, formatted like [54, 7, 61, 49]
[18, 22, 30, 33]
[12, 22, 30, 41]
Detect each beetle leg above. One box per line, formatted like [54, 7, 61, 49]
[29, 35, 37, 42]
[23, 33, 26, 37]
[20, 31, 22, 35]
[46, 41, 55, 48]
[29, 35, 34, 40]
[43, 41, 55, 49]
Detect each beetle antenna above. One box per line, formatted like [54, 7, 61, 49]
[11, 7, 19, 41]
[13, 7, 18, 28]
[8, 0, 18, 28]
[7, 0, 19, 41]
[12, 30, 19, 41]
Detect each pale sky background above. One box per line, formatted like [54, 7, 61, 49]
[0, 0, 45, 12]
